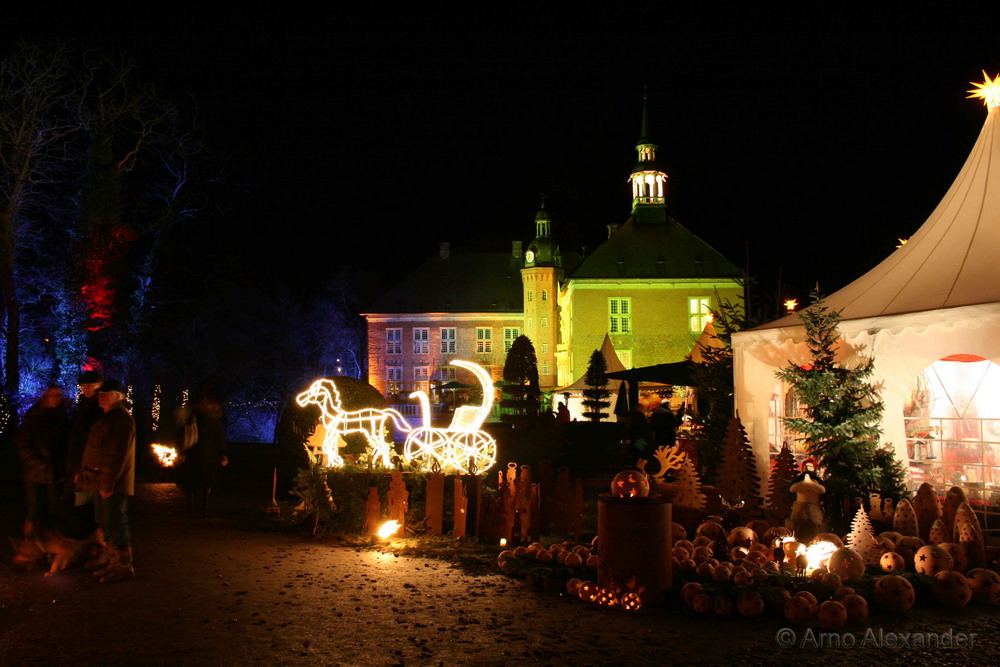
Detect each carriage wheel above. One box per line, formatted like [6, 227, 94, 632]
[404, 428, 449, 471]
[447, 431, 496, 474]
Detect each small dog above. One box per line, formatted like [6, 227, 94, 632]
[11, 528, 104, 577]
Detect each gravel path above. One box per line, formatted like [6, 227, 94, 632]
[1, 483, 997, 665]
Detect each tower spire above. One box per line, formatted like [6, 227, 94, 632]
[640, 85, 651, 143]
[629, 89, 668, 221]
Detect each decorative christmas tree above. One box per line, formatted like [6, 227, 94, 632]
[775, 291, 909, 532]
[846, 506, 881, 565]
[673, 455, 706, 510]
[581, 349, 611, 422]
[892, 498, 919, 537]
[767, 442, 798, 520]
[500, 335, 541, 422]
[715, 415, 763, 512]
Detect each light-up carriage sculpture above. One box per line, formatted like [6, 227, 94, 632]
[404, 360, 497, 474]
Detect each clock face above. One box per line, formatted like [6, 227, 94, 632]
[525, 250, 535, 263]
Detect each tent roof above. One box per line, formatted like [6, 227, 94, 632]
[607, 360, 696, 386]
[757, 104, 1000, 330]
[557, 334, 626, 393]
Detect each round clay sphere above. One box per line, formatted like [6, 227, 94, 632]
[939, 542, 969, 573]
[681, 558, 697, 571]
[536, 550, 553, 563]
[692, 593, 713, 613]
[784, 595, 816, 624]
[966, 568, 1000, 604]
[566, 578, 583, 595]
[833, 586, 856, 600]
[692, 545, 713, 561]
[578, 581, 599, 602]
[729, 546, 749, 562]
[817, 600, 848, 628]
[932, 570, 973, 608]
[727, 526, 757, 549]
[828, 547, 865, 581]
[696, 562, 715, 579]
[794, 590, 818, 606]
[564, 552, 583, 568]
[714, 594, 735, 615]
[842, 593, 869, 622]
[671, 522, 687, 544]
[675, 539, 694, 552]
[692, 535, 714, 548]
[586, 555, 600, 568]
[733, 569, 755, 586]
[681, 581, 703, 607]
[513, 545, 529, 557]
[763, 526, 792, 545]
[895, 536, 925, 567]
[821, 572, 843, 591]
[737, 591, 765, 617]
[813, 533, 845, 549]
[711, 564, 733, 582]
[913, 545, 953, 576]
[767, 588, 791, 614]
[874, 575, 916, 613]
[879, 531, 904, 546]
[696, 521, 725, 541]
[611, 470, 650, 498]
[620, 592, 642, 611]
[881, 551, 905, 573]
[672, 545, 691, 561]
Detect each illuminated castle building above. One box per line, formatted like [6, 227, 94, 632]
[363, 99, 742, 401]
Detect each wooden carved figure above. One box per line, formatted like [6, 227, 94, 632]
[425, 472, 445, 535]
[364, 486, 381, 537]
[786, 473, 826, 544]
[453, 477, 468, 538]
[388, 471, 409, 527]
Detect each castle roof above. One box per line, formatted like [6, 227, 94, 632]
[569, 216, 742, 280]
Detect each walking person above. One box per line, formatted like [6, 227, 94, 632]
[75, 379, 136, 583]
[14, 385, 70, 537]
[180, 393, 229, 518]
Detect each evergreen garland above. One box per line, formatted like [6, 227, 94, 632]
[775, 292, 909, 532]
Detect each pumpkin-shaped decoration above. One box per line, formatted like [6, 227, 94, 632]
[737, 591, 765, 617]
[696, 562, 715, 579]
[566, 578, 583, 596]
[821, 572, 843, 591]
[733, 569, 755, 587]
[746, 519, 769, 537]
[842, 593, 869, 622]
[894, 536, 925, 567]
[763, 526, 792, 545]
[497, 549, 515, 566]
[878, 531, 903, 547]
[913, 545, 953, 576]
[746, 550, 768, 567]
[578, 581, 600, 602]
[767, 587, 792, 613]
[681, 558, 697, 571]
[966, 568, 1000, 604]
[874, 574, 915, 613]
[611, 470, 649, 498]
[938, 542, 968, 573]
[596, 588, 618, 606]
[892, 498, 919, 537]
[727, 526, 757, 549]
[928, 519, 948, 546]
[513, 545, 529, 557]
[672, 545, 691, 561]
[784, 595, 816, 624]
[586, 554, 600, 568]
[711, 564, 733, 582]
[794, 590, 818, 606]
[912, 482, 942, 543]
[812, 533, 844, 549]
[692, 535, 714, 548]
[833, 586, 856, 600]
[931, 570, 972, 608]
[941, 486, 968, 537]
[749, 541, 771, 554]
[692, 545, 713, 562]
[714, 594, 735, 615]
[681, 581, 704, 607]
[729, 546, 749, 562]
[536, 549, 554, 563]
[555, 551, 569, 565]
[817, 600, 848, 628]
[620, 591, 642, 611]
[880, 551, 905, 573]
[564, 552, 584, 568]
[828, 547, 865, 581]
[671, 522, 687, 544]
[696, 521, 725, 541]
[692, 592, 713, 613]
[675, 538, 694, 552]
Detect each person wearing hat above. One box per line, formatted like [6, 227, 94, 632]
[14, 384, 69, 537]
[67, 370, 104, 492]
[75, 378, 136, 583]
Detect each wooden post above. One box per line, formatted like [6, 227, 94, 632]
[529, 483, 541, 542]
[598, 495, 673, 607]
[388, 471, 408, 528]
[453, 477, 468, 538]
[553, 467, 572, 535]
[538, 460, 554, 534]
[364, 486, 381, 537]
[425, 472, 445, 535]
[571, 478, 585, 542]
[465, 474, 482, 537]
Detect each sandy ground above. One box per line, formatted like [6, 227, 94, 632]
[1, 482, 998, 666]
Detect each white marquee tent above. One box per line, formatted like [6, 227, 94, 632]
[733, 79, 1000, 502]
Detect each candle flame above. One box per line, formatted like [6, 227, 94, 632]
[377, 520, 401, 539]
[151, 444, 178, 467]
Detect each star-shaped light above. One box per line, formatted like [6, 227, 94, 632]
[968, 71, 1000, 110]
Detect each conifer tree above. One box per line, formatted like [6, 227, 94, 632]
[715, 415, 763, 512]
[581, 349, 611, 422]
[767, 442, 798, 519]
[846, 506, 880, 565]
[776, 292, 909, 531]
[673, 455, 706, 509]
[501, 335, 540, 421]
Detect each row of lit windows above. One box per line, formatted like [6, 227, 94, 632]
[385, 365, 487, 394]
[386, 327, 521, 355]
[527, 289, 548, 302]
[607, 297, 711, 334]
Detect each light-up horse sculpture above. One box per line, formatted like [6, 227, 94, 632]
[296, 379, 411, 467]
[404, 360, 497, 474]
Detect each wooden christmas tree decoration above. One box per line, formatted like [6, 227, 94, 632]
[716, 415, 763, 512]
[767, 443, 798, 521]
[954, 502, 986, 569]
[941, 486, 968, 538]
[388, 471, 409, 528]
[846, 506, 881, 566]
[672, 455, 706, 510]
[928, 519, 948, 545]
[892, 498, 918, 537]
[912, 482, 942, 543]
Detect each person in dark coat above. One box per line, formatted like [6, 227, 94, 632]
[180, 394, 229, 518]
[651, 400, 678, 449]
[66, 370, 104, 531]
[76, 379, 136, 583]
[14, 385, 69, 536]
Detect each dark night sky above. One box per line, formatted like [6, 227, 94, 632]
[6, 5, 1000, 308]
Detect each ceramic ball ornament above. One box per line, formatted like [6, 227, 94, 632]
[611, 470, 649, 498]
[828, 547, 865, 581]
[931, 570, 972, 608]
[966, 568, 1000, 604]
[817, 600, 848, 628]
[842, 593, 869, 622]
[874, 575, 916, 613]
[913, 545, 953, 576]
[880, 551, 905, 573]
[737, 591, 765, 617]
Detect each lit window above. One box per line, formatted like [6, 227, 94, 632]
[438, 366, 457, 382]
[541, 317, 548, 328]
[387, 367, 403, 394]
[504, 327, 520, 353]
[528, 290, 533, 302]
[476, 328, 492, 353]
[689, 297, 711, 333]
[542, 364, 549, 375]
[541, 289, 548, 301]
[619, 349, 633, 369]
[387, 328, 402, 354]
[414, 366, 430, 389]
[526, 318, 533, 330]
[541, 343, 548, 354]
[413, 327, 429, 354]
[440, 327, 456, 354]
[609, 298, 631, 334]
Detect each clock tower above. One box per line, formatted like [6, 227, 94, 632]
[521, 200, 562, 389]
[629, 92, 669, 225]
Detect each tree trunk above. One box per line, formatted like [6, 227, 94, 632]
[0, 195, 22, 400]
